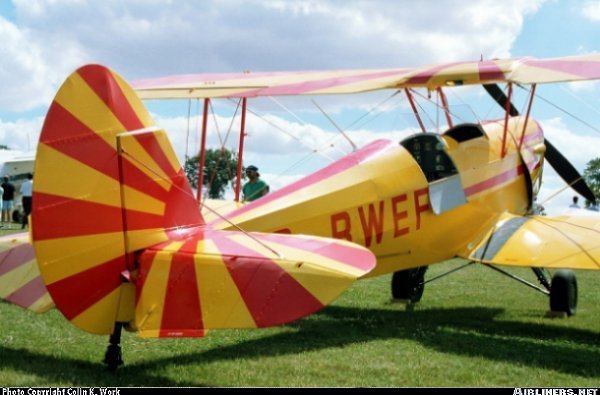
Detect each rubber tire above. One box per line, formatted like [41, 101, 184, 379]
[12, 210, 21, 224]
[391, 267, 427, 302]
[549, 269, 577, 316]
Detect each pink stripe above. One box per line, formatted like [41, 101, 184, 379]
[233, 69, 410, 97]
[212, 140, 394, 225]
[6, 276, 47, 309]
[405, 61, 467, 84]
[253, 233, 374, 273]
[522, 59, 600, 79]
[0, 243, 36, 276]
[465, 165, 525, 197]
[478, 61, 506, 81]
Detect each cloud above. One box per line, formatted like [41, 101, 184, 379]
[2, 0, 544, 114]
[0, 117, 43, 152]
[582, 0, 600, 21]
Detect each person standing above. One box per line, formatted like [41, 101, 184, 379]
[1, 176, 15, 228]
[242, 165, 269, 202]
[569, 196, 581, 209]
[20, 173, 33, 229]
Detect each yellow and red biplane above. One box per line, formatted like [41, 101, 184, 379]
[2, 54, 600, 370]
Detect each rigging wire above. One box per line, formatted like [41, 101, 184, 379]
[119, 147, 283, 259]
[517, 84, 600, 135]
[311, 98, 358, 152]
[185, 98, 192, 162]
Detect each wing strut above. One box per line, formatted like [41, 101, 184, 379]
[197, 98, 210, 202]
[436, 88, 453, 128]
[404, 89, 427, 133]
[235, 97, 248, 202]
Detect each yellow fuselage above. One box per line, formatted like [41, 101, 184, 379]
[209, 116, 544, 277]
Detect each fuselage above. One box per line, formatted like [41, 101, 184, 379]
[208, 116, 545, 277]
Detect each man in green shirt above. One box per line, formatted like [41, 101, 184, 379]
[242, 165, 269, 202]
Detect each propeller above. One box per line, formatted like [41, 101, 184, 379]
[483, 84, 596, 205]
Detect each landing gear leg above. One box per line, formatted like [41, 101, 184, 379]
[391, 267, 428, 303]
[103, 322, 124, 371]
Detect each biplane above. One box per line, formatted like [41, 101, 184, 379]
[2, 54, 600, 370]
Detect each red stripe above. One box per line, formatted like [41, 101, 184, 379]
[40, 102, 167, 202]
[78, 65, 145, 131]
[47, 255, 126, 320]
[135, 249, 158, 305]
[119, 155, 174, 202]
[211, 233, 323, 327]
[253, 233, 374, 272]
[32, 192, 123, 240]
[6, 276, 48, 309]
[40, 101, 120, 179]
[214, 140, 393, 224]
[465, 165, 525, 197]
[131, 128, 179, 179]
[162, 169, 204, 228]
[0, 243, 36, 276]
[160, 239, 204, 333]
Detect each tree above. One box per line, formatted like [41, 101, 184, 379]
[184, 148, 240, 199]
[583, 157, 600, 208]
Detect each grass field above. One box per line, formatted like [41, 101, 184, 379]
[0, 257, 599, 387]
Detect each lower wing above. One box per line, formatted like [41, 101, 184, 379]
[464, 212, 600, 270]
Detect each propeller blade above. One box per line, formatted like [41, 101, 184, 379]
[483, 83, 597, 205]
[544, 138, 597, 205]
[483, 84, 519, 116]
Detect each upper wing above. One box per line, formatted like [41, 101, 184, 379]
[132, 54, 600, 99]
[0, 233, 53, 313]
[464, 212, 600, 270]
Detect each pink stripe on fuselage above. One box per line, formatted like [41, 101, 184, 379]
[212, 139, 394, 225]
[464, 165, 525, 197]
[253, 233, 374, 272]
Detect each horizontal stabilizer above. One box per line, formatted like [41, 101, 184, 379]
[134, 229, 375, 338]
[466, 212, 600, 270]
[0, 233, 53, 313]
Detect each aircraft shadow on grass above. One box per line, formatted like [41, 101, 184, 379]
[1, 305, 597, 386]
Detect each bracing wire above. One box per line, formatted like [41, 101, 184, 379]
[120, 147, 283, 259]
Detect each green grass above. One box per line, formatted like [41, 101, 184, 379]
[1, 259, 599, 387]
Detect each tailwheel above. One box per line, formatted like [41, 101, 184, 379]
[549, 270, 578, 316]
[103, 323, 124, 371]
[391, 267, 428, 302]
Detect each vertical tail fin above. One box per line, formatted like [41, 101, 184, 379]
[32, 65, 202, 334]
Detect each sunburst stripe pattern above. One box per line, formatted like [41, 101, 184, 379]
[134, 228, 375, 336]
[32, 64, 205, 334]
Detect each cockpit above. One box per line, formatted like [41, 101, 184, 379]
[400, 133, 466, 215]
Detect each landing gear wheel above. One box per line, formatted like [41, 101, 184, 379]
[103, 344, 123, 372]
[391, 267, 428, 302]
[549, 270, 577, 316]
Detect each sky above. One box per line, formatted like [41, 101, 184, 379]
[1, 0, 600, 213]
